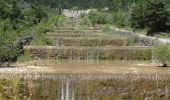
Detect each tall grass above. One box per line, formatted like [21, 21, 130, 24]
[29, 12, 64, 45]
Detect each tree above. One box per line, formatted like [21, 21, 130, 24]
[10, 1, 23, 30]
[0, 0, 10, 19]
[130, 0, 168, 35]
[0, 0, 48, 66]
[144, 0, 168, 35]
[130, 3, 145, 31]
[153, 44, 170, 67]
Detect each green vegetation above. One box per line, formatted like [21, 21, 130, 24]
[87, 11, 108, 26]
[126, 35, 139, 46]
[130, 0, 168, 35]
[17, 55, 32, 62]
[153, 44, 170, 67]
[1, 0, 170, 65]
[0, 1, 63, 64]
[154, 33, 170, 38]
[0, 45, 19, 67]
[29, 13, 62, 45]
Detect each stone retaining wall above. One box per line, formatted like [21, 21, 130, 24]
[54, 38, 127, 46]
[24, 46, 151, 60]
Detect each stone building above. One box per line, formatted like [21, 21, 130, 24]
[62, 9, 97, 19]
[62, 9, 85, 19]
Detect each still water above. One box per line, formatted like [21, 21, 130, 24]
[1, 60, 169, 74]
[0, 60, 170, 100]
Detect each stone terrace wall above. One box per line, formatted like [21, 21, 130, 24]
[24, 46, 151, 60]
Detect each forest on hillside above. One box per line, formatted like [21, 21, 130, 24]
[24, 0, 170, 10]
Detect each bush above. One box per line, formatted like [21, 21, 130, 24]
[0, 45, 19, 67]
[152, 44, 170, 67]
[126, 35, 139, 46]
[78, 15, 92, 26]
[29, 13, 62, 46]
[31, 35, 53, 46]
[88, 11, 108, 26]
[17, 55, 32, 62]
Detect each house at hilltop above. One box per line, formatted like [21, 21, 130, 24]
[62, 9, 97, 19]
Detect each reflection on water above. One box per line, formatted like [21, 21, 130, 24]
[0, 77, 170, 100]
[0, 60, 169, 100]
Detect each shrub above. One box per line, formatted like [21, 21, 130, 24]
[78, 15, 92, 26]
[88, 11, 108, 26]
[17, 55, 32, 62]
[0, 45, 19, 67]
[31, 35, 53, 46]
[126, 35, 139, 46]
[152, 44, 170, 67]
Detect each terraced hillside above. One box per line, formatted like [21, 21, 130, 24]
[25, 26, 152, 60]
[1, 21, 170, 100]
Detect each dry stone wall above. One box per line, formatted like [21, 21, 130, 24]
[24, 46, 151, 60]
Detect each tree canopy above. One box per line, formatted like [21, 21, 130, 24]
[130, 0, 168, 35]
[0, 0, 48, 64]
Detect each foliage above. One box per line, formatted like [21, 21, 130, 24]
[17, 55, 32, 62]
[23, 0, 153, 11]
[87, 11, 109, 26]
[154, 33, 170, 38]
[80, 10, 130, 27]
[144, 0, 168, 35]
[0, 0, 49, 64]
[126, 35, 139, 46]
[29, 13, 62, 45]
[130, 0, 168, 35]
[31, 35, 53, 46]
[78, 15, 92, 27]
[112, 11, 130, 28]
[0, 45, 19, 66]
[130, 3, 145, 30]
[153, 44, 170, 67]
